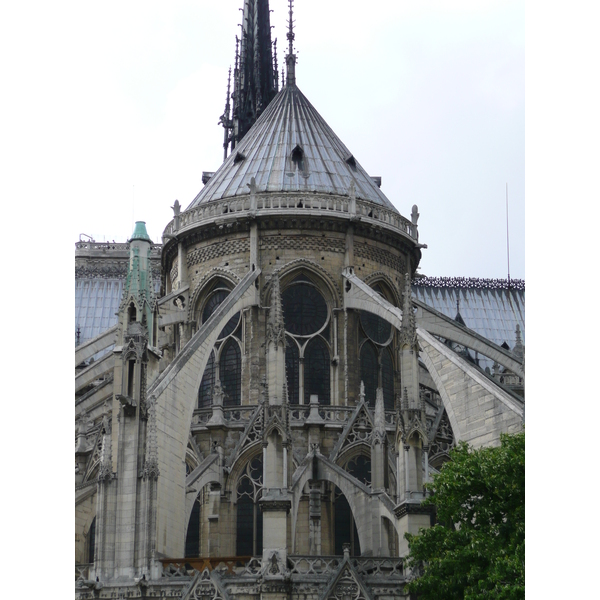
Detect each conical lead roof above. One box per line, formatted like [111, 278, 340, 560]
[188, 83, 397, 212]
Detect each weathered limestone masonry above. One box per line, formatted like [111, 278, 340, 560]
[75, 2, 524, 598]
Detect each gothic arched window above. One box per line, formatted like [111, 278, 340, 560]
[196, 281, 243, 407]
[358, 283, 396, 408]
[281, 274, 331, 404]
[87, 517, 96, 564]
[236, 456, 263, 557]
[202, 288, 241, 340]
[220, 338, 241, 406]
[198, 351, 215, 408]
[285, 341, 300, 405]
[381, 348, 395, 411]
[304, 336, 330, 405]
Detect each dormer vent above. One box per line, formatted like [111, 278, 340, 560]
[233, 151, 246, 164]
[202, 171, 215, 185]
[291, 145, 305, 171]
[370, 176, 382, 188]
[345, 155, 357, 170]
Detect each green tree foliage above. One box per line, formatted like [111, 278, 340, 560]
[405, 432, 524, 600]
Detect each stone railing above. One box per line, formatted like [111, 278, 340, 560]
[163, 194, 416, 240]
[224, 406, 259, 423]
[75, 241, 163, 257]
[193, 405, 397, 428]
[161, 556, 253, 577]
[287, 555, 343, 576]
[351, 556, 405, 579]
[287, 555, 404, 579]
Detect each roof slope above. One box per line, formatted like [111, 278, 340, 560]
[188, 83, 397, 211]
[412, 278, 525, 370]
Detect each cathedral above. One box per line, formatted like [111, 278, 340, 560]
[75, 2, 524, 598]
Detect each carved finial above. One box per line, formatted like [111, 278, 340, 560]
[266, 275, 286, 347]
[98, 404, 113, 481]
[171, 199, 181, 216]
[513, 323, 524, 362]
[359, 380, 365, 404]
[285, 0, 296, 85]
[402, 387, 409, 411]
[399, 273, 417, 349]
[374, 388, 385, 430]
[143, 397, 159, 479]
[220, 67, 233, 159]
[273, 38, 279, 91]
[411, 205, 419, 239]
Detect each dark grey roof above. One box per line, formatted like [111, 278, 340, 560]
[188, 84, 398, 211]
[75, 242, 161, 349]
[413, 277, 525, 369]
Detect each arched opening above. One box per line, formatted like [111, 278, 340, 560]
[87, 516, 96, 564]
[236, 456, 263, 557]
[334, 486, 361, 556]
[128, 303, 136, 323]
[185, 496, 202, 557]
[333, 454, 371, 556]
[382, 516, 399, 557]
[291, 145, 305, 172]
[303, 337, 330, 405]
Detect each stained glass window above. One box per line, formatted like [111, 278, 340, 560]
[359, 310, 392, 345]
[285, 341, 300, 405]
[282, 283, 328, 336]
[382, 348, 395, 411]
[346, 454, 371, 486]
[197, 351, 215, 408]
[220, 339, 241, 406]
[202, 289, 240, 339]
[304, 337, 330, 405]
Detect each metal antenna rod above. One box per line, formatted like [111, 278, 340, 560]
[506, 183, 511, 288]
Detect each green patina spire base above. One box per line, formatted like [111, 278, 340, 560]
[130, 221, 152, 243]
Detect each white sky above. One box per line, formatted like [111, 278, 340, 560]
[4, 0, 524, 278]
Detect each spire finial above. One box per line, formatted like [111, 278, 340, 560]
[220, 66, 233, 160]
[285, 0, 296, 85]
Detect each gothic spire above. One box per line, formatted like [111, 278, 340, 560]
[227, 0, 277, 154]
[285, 0, 297, 86]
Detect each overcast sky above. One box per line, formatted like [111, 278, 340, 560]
[5, 0, 524, 279]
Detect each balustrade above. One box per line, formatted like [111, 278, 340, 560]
[163, 195, 415, 240]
